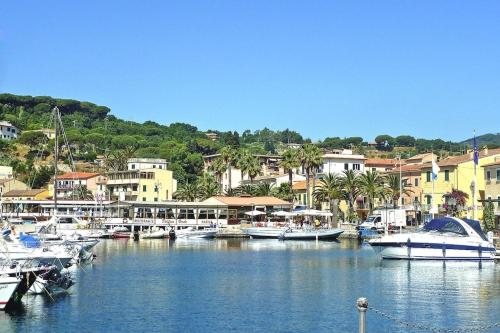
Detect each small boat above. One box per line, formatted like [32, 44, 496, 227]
[175, 227, 217, 239]
[141, 229, 166, 239]
[369, 217, 496, 260]
[111, 232, 132, 239]
[0, 276, 21, 310]
[244, 227, 343, 240]
[278, 228, 344, 240]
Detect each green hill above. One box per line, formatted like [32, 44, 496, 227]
[461, 133, 500, 148]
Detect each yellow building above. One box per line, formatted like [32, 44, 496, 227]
[482, 160, 500, 227]
[0, 179, 28, 195]
[106, 168, 177, 202]
[420, 148, 500, 219]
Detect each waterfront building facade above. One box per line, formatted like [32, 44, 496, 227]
[482, 160, 500, 227]
[365, 158, 397, 172]
[420, 148, 500, 218]
[3, 189, 50, 201]
[106, 168, 177, 202]
[50, 172, 106, 199]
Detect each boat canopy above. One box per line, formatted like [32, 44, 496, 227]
[423, 217, 468, 236]
[462, 218, 488, 241]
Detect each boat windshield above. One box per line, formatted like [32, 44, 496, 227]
[422, 218, 468, 236]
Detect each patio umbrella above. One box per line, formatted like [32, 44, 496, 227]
[296, 209, 323, 216]
[244, 210, 266, 216]
[272, 210, 294, 217]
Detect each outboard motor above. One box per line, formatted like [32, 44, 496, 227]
[168, 228, 176, 240]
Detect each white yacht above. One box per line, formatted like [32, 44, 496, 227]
[369, 217, 496, 260]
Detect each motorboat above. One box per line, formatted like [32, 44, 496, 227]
[111, 232, 132, 239]
[369, 217, 496, 260]
[0, 275, 21, 310]
[175, 227, 217, 239]
[141, 228, 167, 239]
[244, 227, 344, 240]
[278, 228, 344, 240]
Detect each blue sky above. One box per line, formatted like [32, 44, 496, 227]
[1, 1, 499, 142]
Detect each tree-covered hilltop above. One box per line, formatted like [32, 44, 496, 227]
[1, 92, 495, 187]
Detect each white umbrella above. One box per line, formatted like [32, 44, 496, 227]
[272, 210, 294, 217]
[295, 209, 323, 216]
[319, 211, 333, 217]
[244, 210, 266, 216]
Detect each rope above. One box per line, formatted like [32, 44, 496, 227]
[369, 306, 500, 332]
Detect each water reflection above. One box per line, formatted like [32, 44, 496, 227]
[0, 239, 498, 333]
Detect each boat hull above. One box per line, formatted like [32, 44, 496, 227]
[370, 236, 496, 261]
[0, 277, 21, 310]
[244, 227, 344, 240]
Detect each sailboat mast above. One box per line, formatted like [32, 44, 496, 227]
[53, 106, 59, 216]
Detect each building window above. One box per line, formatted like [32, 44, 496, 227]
[372, 168, 376, 172]
[159, 165, 163, 169]
[153, 165, 156, 168]
[142, 185, 147, 192]
[344, 163, 349, 170]
[426, 195, 432, 205]
[133, 185, 138, 191]
[154, 197, 158, 202]
[353, 163, 360, 171]
[486, 170, 491, 181]
[444, 170, 450, 182]
[426, 171, 431, 182]
[131, 164, 135, 170]
[414, 178, 419, 187]
[142, 197, 146, 201]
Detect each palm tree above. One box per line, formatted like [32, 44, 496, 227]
[340, 170, 360, 215]
[272, 183, 294, 202]
[236, 149, 250, 182]
[237, 184, 255, 196]
[278, 148, 301, 190]
[313, 173, 342, 227]
[385, 174, 413, 208]
[219, 146, 237, 190]
[174, 182, 200, 202]
[208, 157, 227, 192]
[239, 153, 261, 184]
[73, 185, 94, 200]
[358, 170, 387, 215]
[298, 144, 323, 208]
[253, 182, 275, 196]
[197, 173, 220, 200]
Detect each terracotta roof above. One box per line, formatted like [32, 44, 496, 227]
[3, 189, 47, 197]
[365, 158, 398, 167]
[421, 148, 500, 168]
[292, 180, 307, 190]
[387, 164, 422, 173]
[208, 196, 291, 206]
[58, 172, 99, 180]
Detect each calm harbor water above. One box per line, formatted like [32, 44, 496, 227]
[1, 239, 499, 333]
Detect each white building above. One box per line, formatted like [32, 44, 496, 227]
[127, 158, 168, 171]
[0, 121, 18, 140]
[0, 166, 13, 179]
[318, 149, 366, 175]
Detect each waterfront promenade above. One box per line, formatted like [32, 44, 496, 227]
[1, 239, 499, 333]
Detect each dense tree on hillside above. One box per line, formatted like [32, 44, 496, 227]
[395, 135, 416, 147]
[374, 135, 395, 151]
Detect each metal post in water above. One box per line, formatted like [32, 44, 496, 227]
[357, 297, 368, 333]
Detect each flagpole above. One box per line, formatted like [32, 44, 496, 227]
[473, 130, 477, 220]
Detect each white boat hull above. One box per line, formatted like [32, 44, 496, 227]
[0, 277, 21, 310]
[244, 227, 344, 240]
[176, 229, 217, 239]
[370, 234, 496, 261]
